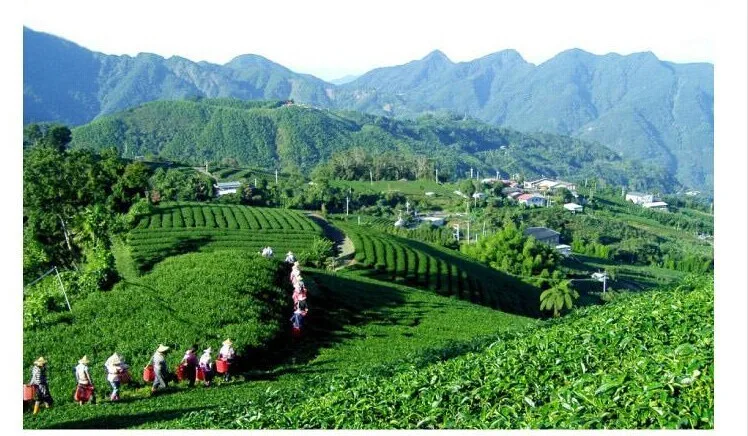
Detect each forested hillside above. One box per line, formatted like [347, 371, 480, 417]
[69, 99, 679, 192]
[23, 27, 713, 192]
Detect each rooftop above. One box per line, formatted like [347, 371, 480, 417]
[524, 226, 560, 240]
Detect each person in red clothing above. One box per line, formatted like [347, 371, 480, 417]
[180, 347, 198, 387]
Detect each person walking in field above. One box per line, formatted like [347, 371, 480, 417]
[285, 251, 297, 264]
[150, 344, 172, 395]
[290, 262, 301, 283]
[74, 355, 96, 405]
[293, 282, 309, 312]
[105, 353, 128, 401]
[218, 339, 236, 382]
[261, 246, 274, 258]
[290, 307, 306, 340]
[180, 347, 198, 388]
[29, 357, 53, 414]
[198, 347, 215, 387]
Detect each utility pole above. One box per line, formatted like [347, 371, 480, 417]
[496, 170, 499, 180]
[346, 196, 350, 216]
[435, 168, 439, 184]
[54, 267, 72, 312]
[205, 160, 209, 174]
[482, 220, 486, 237]
[470, 167, 474, 179]
[454, 223, 460, 241]
[370, 169, 373, 185]
[275, 169, 278, 184]
[254, 177, 258, 188]
[467, 220, 470, 243]
[477, 170, 480, 180]
[406, 199, 410, 215]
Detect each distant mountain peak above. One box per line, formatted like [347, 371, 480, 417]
[422, 49, 452, 64]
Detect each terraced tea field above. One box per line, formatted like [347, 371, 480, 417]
[128, 202, 323, 272]
[335, 221, 541, 316]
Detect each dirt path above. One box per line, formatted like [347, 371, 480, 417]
[306, 213, 355, 269]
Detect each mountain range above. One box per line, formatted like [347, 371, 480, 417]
[23, 27, 713, 192]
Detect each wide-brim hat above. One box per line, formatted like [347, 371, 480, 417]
[108, 353, 122, 365]
[157, 344, 170, 353]
[222, 339, 233, 346]
[34, 356, 47, 366]
[203, 347, 212, 354]
[287, 251, 294, 256]
[78, 355, 90, 365]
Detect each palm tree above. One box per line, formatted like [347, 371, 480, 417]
[539, 280, 579, 317]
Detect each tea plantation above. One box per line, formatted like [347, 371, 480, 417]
[23, 250, 291, 409]
[127, 202, 323, 272]
[337, 221, 542, 316]
[177, 275, 714, 429]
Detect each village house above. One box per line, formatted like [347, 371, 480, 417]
[517, 193, 546, 207]
[523, 227, 561, 247]
[563, 202, 584, 213]
[642, 201, 669, 211]
[419, 216, 445, 226]
[554, 244, 572, 257]
[625, 192, 655, 205]
[215, 181, 242, 196]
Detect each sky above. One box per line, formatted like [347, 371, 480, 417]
[23, 0, 715, 81]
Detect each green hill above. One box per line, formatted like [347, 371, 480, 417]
[180, 274, 714, 429]
[69, 98, 679, 192]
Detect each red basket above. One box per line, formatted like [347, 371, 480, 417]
[73, 385, 94, 402]
[215, 359, 230, 374]
[196, 367, 205, 381]
[143, 364, 155, 382]
[175, 364, 185, 382]
[23, 384, 34, 401]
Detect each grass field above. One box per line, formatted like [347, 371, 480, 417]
[23, 269, 533, 429]
[127, 202, 323, 272]
[334, 220, 542, 317]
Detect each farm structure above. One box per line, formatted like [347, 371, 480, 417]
[563, 203, 584, 213]
[215, 181, 242, 196]
[523, 227, 560, 247]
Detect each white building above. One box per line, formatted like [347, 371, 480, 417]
[555, 244, 572, 257]
[419, 216, 445, 226]
[563, 203, 584, 213]
[625, 192, 654, 205]
[215, 181, 242, 196]
[642, 201, 669, 211]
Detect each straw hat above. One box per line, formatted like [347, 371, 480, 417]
[222, 338, 233, 346]
[203, 347, 212, 354]
[287, 251, 294, 256]
[78, 355, 90, 365]
[34, 356, 47, 366]
[108, 353, 122, 365]
[156, 344, 170, 353]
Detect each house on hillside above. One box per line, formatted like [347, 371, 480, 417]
[419, 216, 445, 226]
[523, 178, 552, 190]
[625, 192, 654, 205]
[642, 201, 669, 211]
[502, 187, 523, 196]
[518, 193, 546, 207]
[215, 181, 242, 196]
[555, 244, 572, 257]
[524, 227, 561, 247]
[563, 202, 584, 213]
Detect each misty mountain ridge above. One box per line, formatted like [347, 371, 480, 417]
[23, 27, 713, 192]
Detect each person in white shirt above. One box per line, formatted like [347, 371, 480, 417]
[198, 347, 215, 387]
[74, 355, 96, 405]
[105, 353, 128, 401]
[218, 339, 236, 382]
